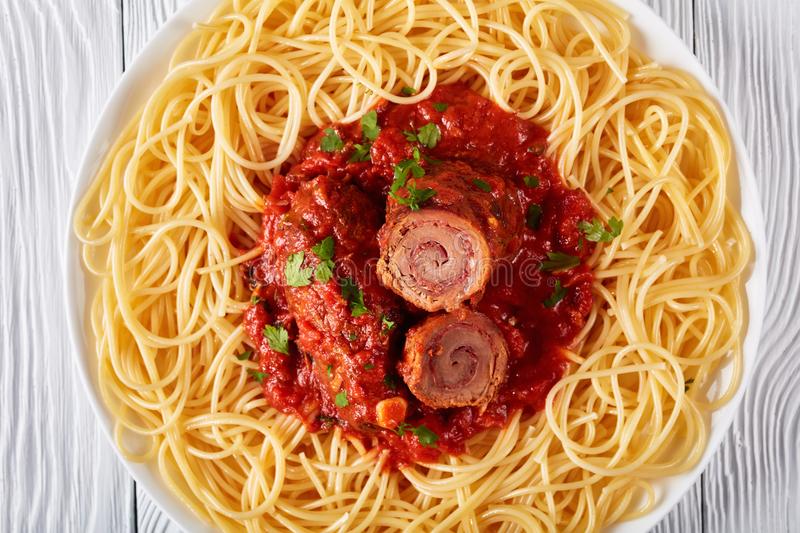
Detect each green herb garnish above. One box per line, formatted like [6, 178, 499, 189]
[364, 363, 375, 370]
[412, 425, 439, 447]
[432, 102, 448, 112]
[361, 110, 380, 141]
[326, 364, 333, 377]
[394, 183, 436, 211]
[578, 217, 623, 243]
[348, 143, 371, 163]
[236, 350, 253, 361]
[543, 280, 568, 308]
[335, 390, 349, 407]
[400, 86, 417, 96]
[339, 277, 369, 317]
[383, 375, 399, 391]
[250, 294, 261, 305]
[311, 237, 336, 282]
[285, 251, 313, 286]
[248, 369, 268, 383]
[404, 123, 440, 149]
[523, 175, 540, 188]
[472, 178, 492, 192]
[540, 252, 580, 272]
[320, 128, 344, 152]
[263, 324, 290, 355]
[381, 314, 396, 332]
[526, 204, 543, 230]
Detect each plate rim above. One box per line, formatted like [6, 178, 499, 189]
[62, 1, 768, 531]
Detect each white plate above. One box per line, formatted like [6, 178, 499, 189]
[63, 1, 768, 531]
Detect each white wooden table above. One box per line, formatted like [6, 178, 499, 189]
[1, 1, 797, 531]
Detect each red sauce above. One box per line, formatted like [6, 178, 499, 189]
[243, 85, 596, 467]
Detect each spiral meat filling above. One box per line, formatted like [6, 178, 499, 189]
[399, 308, 509, 408]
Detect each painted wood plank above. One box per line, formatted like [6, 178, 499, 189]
[694, 1, 800, 532]
[0, 0, 135, 532]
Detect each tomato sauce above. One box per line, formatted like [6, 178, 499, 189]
[243, 85, 596, 467]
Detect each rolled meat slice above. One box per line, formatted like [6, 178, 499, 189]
[377, 162, 521, 312]
[399, 308, 508, 409]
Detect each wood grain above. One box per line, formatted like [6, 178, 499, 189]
[0, 0, 134, 532]
[695, 1, 800, 532]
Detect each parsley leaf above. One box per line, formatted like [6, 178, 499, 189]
[432, 102, 448, 112]
[364, 363, 375, 370]
[400, 86, 417, 96]
[543, 280, 568, 308]
[314, 261, 333, 283]
[236, 350, 253, 361]
[339, 277, 369, 317]
[541, 252, 580, 272]
[335, 390, 349, 407]
[381, 314, 395, 332]
[345, 331, 357, 341]
[248, 369, 268, 383]
[416, 123, 441, 148]
[250, 294, 261, 305]
[526, 204, 543, 230]
[412, 425, 439, 447]
[403, 123, 441, 149]
[394, 422, 413, 436]
[320, 128, 344, 152]
[606, 187, 614, 195]
[383, 375, 399, 391]
[361, 110, 380, 141]
[578, 217, 623, 243]
[523, 175, 540, 188]
[472, 178, 491, 192]
[285, 251, 313, 286]
[394, 182, 436, 211]
[348, 143, 371, 163]
[311, 237, 336, 282]
[263, 324, 290, 355]
[326, 364, 333, 377]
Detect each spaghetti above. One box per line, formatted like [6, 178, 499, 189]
[73, 0, 751, 531]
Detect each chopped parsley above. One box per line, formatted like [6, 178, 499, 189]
[383, 374, 399, 391]
[339, 277, 369, 317]
[472, 178, 492, 192]
[326, 364, 333, 377]
[348, 143, 371, 163]
[400, 86, 417, 96]
[543, 280, 568, 308]
[523, 175, 540, 188]
[285, 251, 313, 286]
[526, 204, 543, 230]
[311, 236, 336, 282]
[318, 415, 336, 426]
[335, 390, 349, 407]
[404, 123, 441, 149]
[578, 217, 623, 243]
[364, 363, 375, 370]
[394, 183, 437, 211]
[263, 324, 290, 355]
[247, 369, 268, 383]
[250, 294, 261, 305]
[361, 110, 380, 141]
[236, 350, 253, 361]
[320, 128, 344, 152]
[432, 102, 448, 112]
[540, 252, 580, 272]
[394, 423, 438, 447]
[345, 331, 357, 341]
[606, 187, 614, 195]
[381, 314, 396, 332]
[412, 425, 439, 447]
